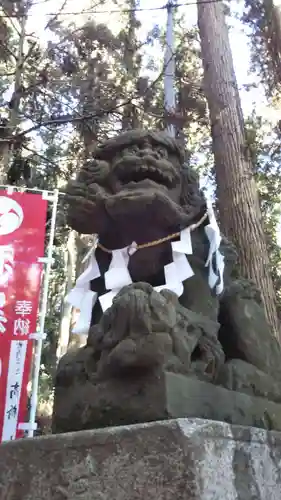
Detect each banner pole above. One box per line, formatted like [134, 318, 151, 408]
[28, 188, 59, 437]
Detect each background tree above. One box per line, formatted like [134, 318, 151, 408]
[244, 113, 281, 316]
[197, 0, 280, 338]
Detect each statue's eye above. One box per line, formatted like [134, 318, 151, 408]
[127, 146, 138, 154]
[157, 147, 168, 158]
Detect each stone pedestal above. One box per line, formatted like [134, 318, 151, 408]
[1, 418, 281, 499]
[53, 371, 281, 433]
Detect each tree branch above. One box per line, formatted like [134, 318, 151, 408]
[22, 143, 60, 168]
[16, 100, 132, 137]
[3, 58, 170, 140]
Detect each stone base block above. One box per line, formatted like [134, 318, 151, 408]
[53, 371, 281, 433]
[1, 418, 281, 499]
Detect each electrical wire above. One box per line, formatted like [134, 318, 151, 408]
[0, 0, 226, 18]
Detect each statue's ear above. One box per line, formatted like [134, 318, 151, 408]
[179, 165, 202, 208]
[180, 168, 190, 207]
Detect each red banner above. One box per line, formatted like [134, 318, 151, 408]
[0, 191, 47, 442]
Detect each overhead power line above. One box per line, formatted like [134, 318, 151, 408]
[0, 0, 225, 18]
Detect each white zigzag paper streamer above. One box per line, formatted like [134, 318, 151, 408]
[99, 243, 137, 312]
[66, 209, 225, 334]
[66, 250, 100, 334]
[204, 198, 225, 295]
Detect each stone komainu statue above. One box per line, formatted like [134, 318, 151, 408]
[52, 130, 281, 434]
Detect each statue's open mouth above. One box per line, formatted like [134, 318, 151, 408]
[117, 166, 173, 188]
[114, 163, 178, 190]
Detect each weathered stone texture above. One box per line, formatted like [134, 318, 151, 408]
[53, 371, 281, 434]
[1, 418, 281, 499]
[53, 130, 281, 434]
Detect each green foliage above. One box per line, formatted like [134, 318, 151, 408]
[242, 0, 281, 97]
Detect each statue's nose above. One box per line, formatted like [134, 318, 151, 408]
[139, 149, 159, 159]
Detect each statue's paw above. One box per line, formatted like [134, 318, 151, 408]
[65, 179, 109, 234]
[105, 338, 140, 373]
[98, 332, 173, 376]
[82, 159, 110, 184]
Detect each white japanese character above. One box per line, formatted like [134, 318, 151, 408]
[0, 309, 7, 333]
[0, 245, 14, 286]
[13, 318, 30, 336]
[0, 292, 6, 307]
[15, 300, 32, 316]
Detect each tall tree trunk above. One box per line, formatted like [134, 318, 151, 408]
[66, 57, 101, 348]
[56, 230, 76, 361]
[121, 0, 139, 130]
[197, 0, 280, 339]
[1, 12, 27, 182]
[163, 2, 176, 137]
[80, 58, 99, 157]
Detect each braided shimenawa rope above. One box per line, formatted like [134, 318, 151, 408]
[97, 212, 208, 255]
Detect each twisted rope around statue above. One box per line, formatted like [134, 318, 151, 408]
[97, 212, 208, 255]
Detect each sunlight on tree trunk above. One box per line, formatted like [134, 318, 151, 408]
[56, 230, 76, 361]
[67, 233, 92, 349]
